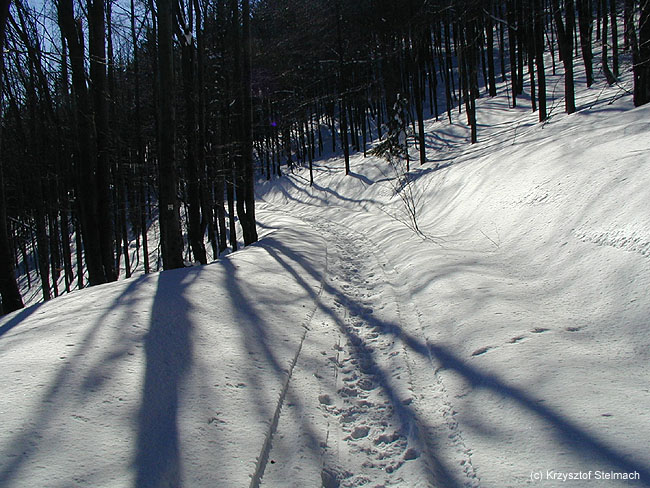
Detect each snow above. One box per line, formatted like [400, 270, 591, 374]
[2, 76, 650, 486]
[1, 216, 327, 487]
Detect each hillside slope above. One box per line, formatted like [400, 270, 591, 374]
[1, 78, 649, 487]
[258, 83, 650, 486]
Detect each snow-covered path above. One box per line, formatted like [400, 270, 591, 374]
[253, 92, 650, 486]
[256, 213, 477, 487]
[255, 163, 650, 488]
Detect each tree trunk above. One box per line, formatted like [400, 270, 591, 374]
[413, 38, 426, 165]
[507, 0, 518, 107]
[624, 0, 635, 50]
[601, 0, 616, 84]
[534, 0, 548, 121]
[553, 0, 577, 114]
[156, 0, 185, 269]
[0, 0, 24, 313]
[576, 0, 595, 86]
[130, 0, 149, 273]
[180, 17, 207, 264]
[634, 0, 650, 106]
[74, 210, 84, 289]
[240, 0, 257, 245]
[57, 0, 108, 285]
[336, 0, 350, 175]
[88, 0, 116, 282]
[609, 0, 619, 76]
[485, 6, 498, 96]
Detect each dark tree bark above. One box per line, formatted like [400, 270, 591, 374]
[58, 31, 74, 291]
[335, 0, 350, 175]
[442, 18, 453, 121]
[485, 5, 498, 96]
[553, 0, 577, 114]
[57, 0, 107, 285]
[507, 0, 519, 107]
[498, 2, 508, 81]
[239, 0, 258, 245]
[576, 0, 595, 86]
[412, 38, 427, 165]
[229, 0, 245, 250]
[193, 0, 217, 259]
[528, 19, 537, 113]
[74, 212, 84, 289]
[462, 5, 479, 144]
[179, 1, 207, 264]
[0, 0, 24, 313]
[0, 182, 23, 312]
[156, 0, 185, 269]
[215, 157, 228, 254]
[88, 0, 116, 282]
[624, 0, 635, 50]
[130, 0, 149, 273]
[609, 0, 619, 76]
[634, 0, 650, 106]
[600, 0, 616, 84]
[534, 0, 548, 121]
[516, 0, 525, 95]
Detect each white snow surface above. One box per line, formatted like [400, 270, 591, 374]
[2, 81, 650, 487]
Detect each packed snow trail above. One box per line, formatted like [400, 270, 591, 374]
[256, 208, 480, 488]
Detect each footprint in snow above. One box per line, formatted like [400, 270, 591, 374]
[404, 448, 419, 461]
[319, 394, 333, 406]
[339, 387, 359, 398]
[508, 335, 527, 344]
[350, 426, 370, 439]
[374, 431, 400, 445]
[357, 378, 376, 391]
[343, 373, 359, 383]
[341, 410, 358, 423]
[471, 346, 492, 356]
[321, 467, 351, 488]
[357, 400, 374, 409]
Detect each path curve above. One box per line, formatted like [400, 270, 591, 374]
[256, 205, 481, 487]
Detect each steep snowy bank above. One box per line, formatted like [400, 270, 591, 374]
[258, 92, 650, 486]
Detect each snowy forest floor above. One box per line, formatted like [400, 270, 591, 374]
[2, 73, 650, 487]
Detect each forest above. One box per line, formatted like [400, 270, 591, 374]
[0, 0, 649, 314]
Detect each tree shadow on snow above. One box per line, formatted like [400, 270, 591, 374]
[258, 236, 650, 487]
[0, 302, 43, 339]
[134, 269, 201, 488]
[0, 276, 150, 487]
[218, 254, 322, 486]
[258, 237, 462, 487]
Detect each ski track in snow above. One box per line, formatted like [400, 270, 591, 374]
[257, 207, 480, 488]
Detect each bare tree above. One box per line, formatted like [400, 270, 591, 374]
[0, 0, 23, 314]
[57, 0, 108, 285]
[157, 0, 184, 269]
[553, 0, 577, 114]
[634, 0, 650, 106]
